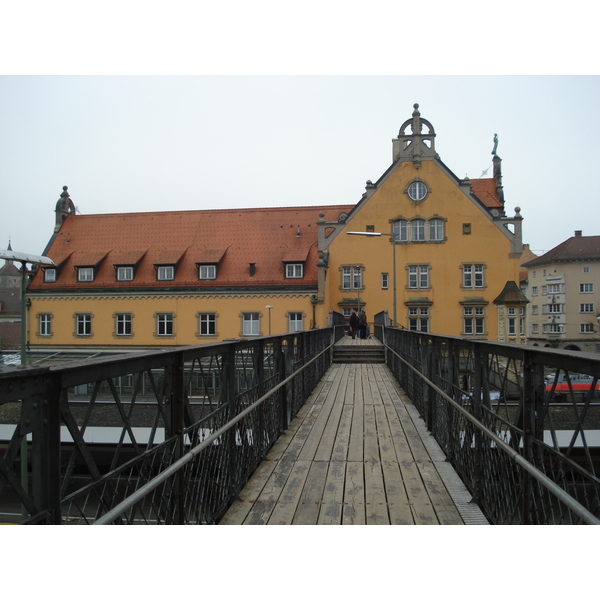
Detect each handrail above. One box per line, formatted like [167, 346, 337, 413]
[94, 341, 334, 524]
[384, 332, 600, 525]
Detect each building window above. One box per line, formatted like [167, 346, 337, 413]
[531, 286, 538, 296]
[580, 283, 594, 293]
[115, 313, 132, 336]
[532, 323, 539, 334]
[463, 307, 485, 336]
[381, 273, 389, 289]
[198, 313, 217, 336]
[341, 266, 362, 290]
[547, 283, 563, 294]
[394, 220, 408, 242]
[77, 267, 94, 282]
[288, 312, 304, 332]
[199, 265, 216, 280]
[583, 266, 590, 273]
[411, 219, 426, 241]
[38, 314, 52, 336]
[285, 264, 304, 279]
[156, 313, 174, 336]
[157, 266, 175, 281]
[580, 323, 595, 333]
[407, 265, 429, 289]
[242, 312, 260, 336]
[429, 218, 444, 241]
[76, 313, 92, 336]
[44, 269, 56, 283]
[408, 307, 429, 332]
[117, 266, 134, 281]
[580, 303, 594, 313]
[462, 264, 485, 288]
[407, 180, 428, 202]
[393, 217, 445, 243]
[507, 307, 517, 337]
[543, 323, 564, 334]
[544, 303, 563, 314]
[532, 305, 539, 315]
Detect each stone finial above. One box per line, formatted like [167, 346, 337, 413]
[54, 185, 76, 232]
[411, 103, 422, 134]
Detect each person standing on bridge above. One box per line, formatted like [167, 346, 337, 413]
[358, 309, 367, 340]
[349, 309, 359, 339]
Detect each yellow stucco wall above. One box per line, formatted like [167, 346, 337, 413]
[28, 293, 322, 348]
[324, 161, 523, 338]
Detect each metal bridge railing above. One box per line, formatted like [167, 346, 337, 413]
[379, 327, 600, 525]
[0, 328, 334, 524]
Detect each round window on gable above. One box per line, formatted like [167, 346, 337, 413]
[407, 180, 428, 203]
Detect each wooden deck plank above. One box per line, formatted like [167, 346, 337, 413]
[220, 348, 480, 526]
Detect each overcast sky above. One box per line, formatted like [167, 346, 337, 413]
[1, 5, 599, 262]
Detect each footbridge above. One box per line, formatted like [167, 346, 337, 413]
[1, 320, 599, 525]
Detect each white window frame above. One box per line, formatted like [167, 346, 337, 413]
[408, 265, 429, 289]
[156, 313, 174, 336]
[429, 218, 444, 241]
[408, 307, 429, 332]
[199, 265, 217, 280]
[285, 263, 303, 279]
[115, 313, 132, 336]
[381, 273, 389, 289]
[157, 266, 175, 281]
[78, 267, 94, 282]
[44, 269, 56, 283]
[463, 307, 485, 336]
[411, 219, 426, 242]
[580, 283, 594, 293]
[198, 313, 217, 336]
[288, 312, 304, 333]
[76, 313, 92, 336]
[394, 220, 408, 242]
[117, 266, 134, 281]
[39, 314, 52, 336]
[242, 312, 260, 336]
[342, 266, 362, 290]
[580, 323, 595, 333]
[407, 181, 428, 202]
[580, 303, 594, 313]
[462, 264, 485, 288]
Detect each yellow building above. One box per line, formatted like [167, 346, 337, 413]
[26, 104, 529, 352]
[317, 104, 528, 341]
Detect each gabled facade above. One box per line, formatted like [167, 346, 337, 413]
[27, 105, 529, 352]
[522, 231, 600, 352]
[317, 104, 528, 342]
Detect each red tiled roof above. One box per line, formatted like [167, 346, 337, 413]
[469, 178, 502, 208]
[30, 205, 354, 291]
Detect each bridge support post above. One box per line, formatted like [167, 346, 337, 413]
[29, 373, 62, 524]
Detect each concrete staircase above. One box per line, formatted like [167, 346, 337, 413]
[332, 343, 386, 364]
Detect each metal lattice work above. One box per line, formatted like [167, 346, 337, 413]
[0, 329, 333, 524]
[379, 327, 600, 525]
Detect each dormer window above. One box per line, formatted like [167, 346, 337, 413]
[117, 266, 134, 281]
[77, 267, 94, 282]
[44, 268, 56, 283]
[199, 265, 216, 280]
[157, 266, 175, 281]
[285, 263, 304, 279]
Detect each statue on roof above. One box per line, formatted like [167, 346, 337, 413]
[492, 133, 498, 156]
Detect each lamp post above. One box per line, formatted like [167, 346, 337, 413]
[347, 231, 397, 327]
[266, 305, 274, 335]
[0, 248, 54, 519]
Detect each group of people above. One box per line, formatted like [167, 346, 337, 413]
[349, 309, 368, 340]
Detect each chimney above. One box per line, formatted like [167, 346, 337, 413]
[575, 230, 582, 237]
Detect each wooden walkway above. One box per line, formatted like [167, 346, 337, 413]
[220, 344, 488, 525]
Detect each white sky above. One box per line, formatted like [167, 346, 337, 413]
[1, 4, 599, 261]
